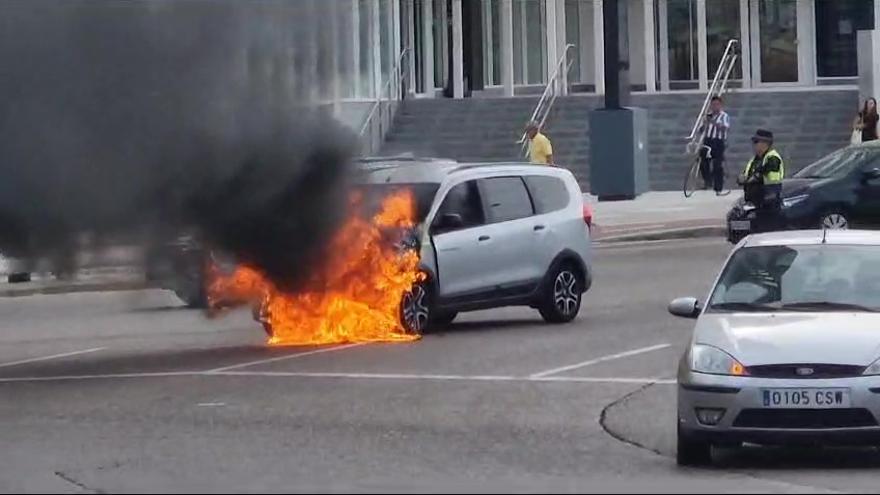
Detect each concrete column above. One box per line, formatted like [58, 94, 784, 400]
[796, 0, 816, 86]
[352, 0, 362, 98]
[483, 0, 494, 85]
[643, 0, 657, 92]
[330, 0, 341, 114]
[500, 0, 515, 96]
[739, 0, 752, 88]
[876, 0, 880, 29]
[555, 0, 568, 94]
[405, 0, 416, 95]
[546, 0, 558, 85]
[421, 0, 436, 96]
[593, 0, 605, 94]
[452, 0, 464, 98]
[658, 0, 670, 91]
[696, 0, 708, 91]
[440, 0, 449, 85]
[372, 0, 383, 98]
[392, 0, 401, 96]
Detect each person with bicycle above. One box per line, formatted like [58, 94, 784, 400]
[699, 96, 730, 195]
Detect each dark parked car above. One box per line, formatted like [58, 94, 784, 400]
[728, 141, 880, 242]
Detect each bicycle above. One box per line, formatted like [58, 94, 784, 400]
[683, 144, 731, 197]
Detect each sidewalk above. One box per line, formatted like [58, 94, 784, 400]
[589, 190, 737, 242]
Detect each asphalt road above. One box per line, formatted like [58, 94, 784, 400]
[1, 238, 876, 493]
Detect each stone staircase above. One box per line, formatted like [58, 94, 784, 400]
[381, 89, 857, 191]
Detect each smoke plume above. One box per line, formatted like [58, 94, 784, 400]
[0, 0, 355, 290]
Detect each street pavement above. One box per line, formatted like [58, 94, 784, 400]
[2, 238, 877, 493]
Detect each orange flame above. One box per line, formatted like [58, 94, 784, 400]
[207, 190, 423, 345]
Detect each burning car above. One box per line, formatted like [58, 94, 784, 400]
[155, 156, 593, 345]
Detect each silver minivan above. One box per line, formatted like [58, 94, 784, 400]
[359, 157, 594, 333]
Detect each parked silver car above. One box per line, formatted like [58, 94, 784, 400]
[360, 157, 593, 333]
[670, 230, 880, 466]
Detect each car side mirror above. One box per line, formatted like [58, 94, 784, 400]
[433, 213, 464, 233]
[863, 168, 880, 181]
[668, 297, 702, 319]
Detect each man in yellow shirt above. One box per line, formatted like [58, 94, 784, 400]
[526, 122, 554, 165]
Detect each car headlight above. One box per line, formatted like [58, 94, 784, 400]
[691, 345, 748, 376]
[863, 357, 880, 376]
[782, 194, 809, 208]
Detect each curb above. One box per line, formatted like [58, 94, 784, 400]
[596, 225, 726, 243]
[0, 280, 150, 298]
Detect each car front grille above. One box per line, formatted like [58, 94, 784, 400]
[746, 364, 866, 379]
[733, 409, 878, 429]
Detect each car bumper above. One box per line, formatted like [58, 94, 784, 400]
[678, 371, 880, 446]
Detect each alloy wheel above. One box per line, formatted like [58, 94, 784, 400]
[402, 284, 430, 334]
[553, 270, 580, 316]
[821, 213, 849, 230]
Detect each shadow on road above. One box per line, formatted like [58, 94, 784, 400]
[714, 445, 880, 470]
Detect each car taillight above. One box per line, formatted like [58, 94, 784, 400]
[582, 203, 593, 229]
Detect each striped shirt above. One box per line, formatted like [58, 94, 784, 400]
[703, 110, 731, 141]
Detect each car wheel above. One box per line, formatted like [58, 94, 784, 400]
[401, 282, 431, 335]
[676, 424, 713, 467]
[820, 209, 849, 230]
[538, 264, 583, 324]
[431, 311, 458, 326]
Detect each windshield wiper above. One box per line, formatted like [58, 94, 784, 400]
[779, 301, 880, 312]
[795, 174, 826, 179]
[709, 302, 780, 312]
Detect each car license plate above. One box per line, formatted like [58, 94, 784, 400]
[730, 220, 751, 231]
[761, 388, 851, 409]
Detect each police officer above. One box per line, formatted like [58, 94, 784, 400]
[740, 129, 785, 231]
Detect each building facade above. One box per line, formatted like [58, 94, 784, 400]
[320, 0, 879, 105]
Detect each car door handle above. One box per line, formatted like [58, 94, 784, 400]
[533, 225, 546, 231]
[478, 235, 491, 242]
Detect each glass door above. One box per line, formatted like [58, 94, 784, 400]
[750, 0, 800, 84]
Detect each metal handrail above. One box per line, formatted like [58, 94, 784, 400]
[359, 47, 411, 137]
[518, 44, 576, 156]
[685, 39, 739, 155]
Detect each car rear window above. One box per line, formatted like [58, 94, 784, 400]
[524, 175, 570, 214]
[479, 177, 534, 223]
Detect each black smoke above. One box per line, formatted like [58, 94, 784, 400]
[0, 0, 355, 290]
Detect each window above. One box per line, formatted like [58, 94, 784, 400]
[480, 177, 534, 223]
[816, 0, 875, 78]
[795, 149, 880, 180]
[708, 245, 880, 312]
[524, 176, 569, 214]
[434, 181, 484, 231]
[355, 183, 440, 222]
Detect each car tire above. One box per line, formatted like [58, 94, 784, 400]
[431, 310, 458, 326]
[401, 282, 432, 335]
[819, 208, 850, 230]
[676, 424, 713, 467]
[538, 263, 583, 324]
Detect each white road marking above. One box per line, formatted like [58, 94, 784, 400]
[528, 344, 672, 379]
[0, 347, 106, 369]
[216, 371, 678, 385]
[0, 371, 194, 383]
[196, 402, 226, 407]
[0, 369, 677, 386]
[203, 343, 366, 373]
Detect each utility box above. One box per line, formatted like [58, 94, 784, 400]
[589, 107, 649, 200]
[858, 30, 880, 106]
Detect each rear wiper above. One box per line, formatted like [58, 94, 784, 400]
[780, 301, 880, 312]
[709, 302, 780, 312]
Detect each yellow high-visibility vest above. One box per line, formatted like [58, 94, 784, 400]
[744, 149, 785, 184]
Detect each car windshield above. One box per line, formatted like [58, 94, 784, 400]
[708, 244, 880, 312]
[794, 148, 880, 179]
[355, 183, 440, 223]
